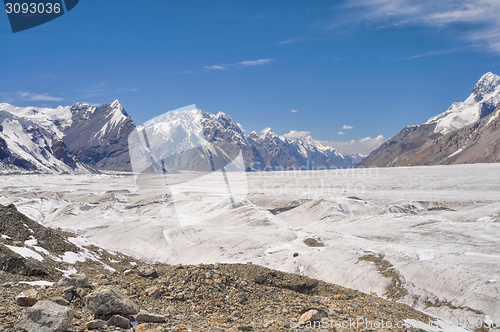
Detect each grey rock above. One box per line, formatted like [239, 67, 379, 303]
[85, 285, 139, 316]
[231, 310, 243, 318]
[85, 319, 106, 330]
[75, 287, 88, 298]
[50, 296, 70, 306]
[145, 286, 162, 298]
[63, 291, 74, 302]
[57, 273, 90, 288]
[63, 286, 75, 294]
[137, 266, 158, 278]
[107, 315, 130, 329]
[135, 310, 166, 323]
[15, 300, 74, 332]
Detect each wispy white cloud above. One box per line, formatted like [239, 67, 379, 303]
[277, 34, 325, 45]
[237, 122, 246, 132]
[204, 65, 226, 70]
[19, 92, 63, 102]
[92, 81, 106, 88]
[282, 130, 310, 140]
[338, 131, 344, 135]
[290, 109, 298, 113]
[344, 0, 500, 52]
[117, 87, 138, 93]
[238, 59, 274, 66]
[323, 135, 386, 155]
[400, 48, 456, 60]
[204, 58, 275, 71]
[278, 35, 310, 45]
[342, 125, 353, 129]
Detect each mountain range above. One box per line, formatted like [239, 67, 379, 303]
[0, 101, 356, 173]
[359, 72, 500, 167]
[3, 71, 500, 173]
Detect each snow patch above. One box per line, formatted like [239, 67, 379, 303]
[5, 245, 44, 261]
[18, 280, 54, 287]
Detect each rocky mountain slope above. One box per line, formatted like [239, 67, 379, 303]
[359, 72, 500, 167]
[386, 104, 500, 166]
[0, 203, 452, 331]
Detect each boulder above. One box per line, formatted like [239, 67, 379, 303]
[15, 300, 74, 332]
[107, 315, 130, 329]
[145, 285, 162, 298]
[16, 288, 39, 307]
[57, 273, 90, 288]
[137, 266, 158, 278]
[85, 285, 139, 316]
[298, 309, 327, 323]
[63, 291, 74, 302]
[85, 319, 106, 330]
[303, 238, 324, 247]
[50, 296, 70, 306]
[135, 310, 166, 323]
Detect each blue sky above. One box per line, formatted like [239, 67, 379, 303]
[2, 0, 500, 154]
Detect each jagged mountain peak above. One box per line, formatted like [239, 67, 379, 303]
[425, 72, 500, 135]
[258, 127, 278, 138]
[102, 99, 129, 118]
[472, 72, 500, 102]
[110, 99, 121, 108]
[215, 110, 231, 119]
[360, 72, 500, 168]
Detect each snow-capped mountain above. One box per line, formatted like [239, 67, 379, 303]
[359, 72, 500, 167]
[0, 103, 79, 173]
[247, 128, 353, 170]
[246, 128, 305, 170]
[129, 106, 253, 174]
[426, 72, 500, 135]
[0, 100, 354, 173]
[384, 103, 500, 166]
[0, 100, 134, 173]
[130, 107, 354, 173]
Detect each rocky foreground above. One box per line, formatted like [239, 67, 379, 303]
[0, 203, 448, 331]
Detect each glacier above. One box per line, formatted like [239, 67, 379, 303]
[1, 163, 499, 327]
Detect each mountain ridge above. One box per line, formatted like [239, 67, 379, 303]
[0, 102, 356, 173]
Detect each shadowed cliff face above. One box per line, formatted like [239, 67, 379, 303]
[63, 102, 136, 172]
